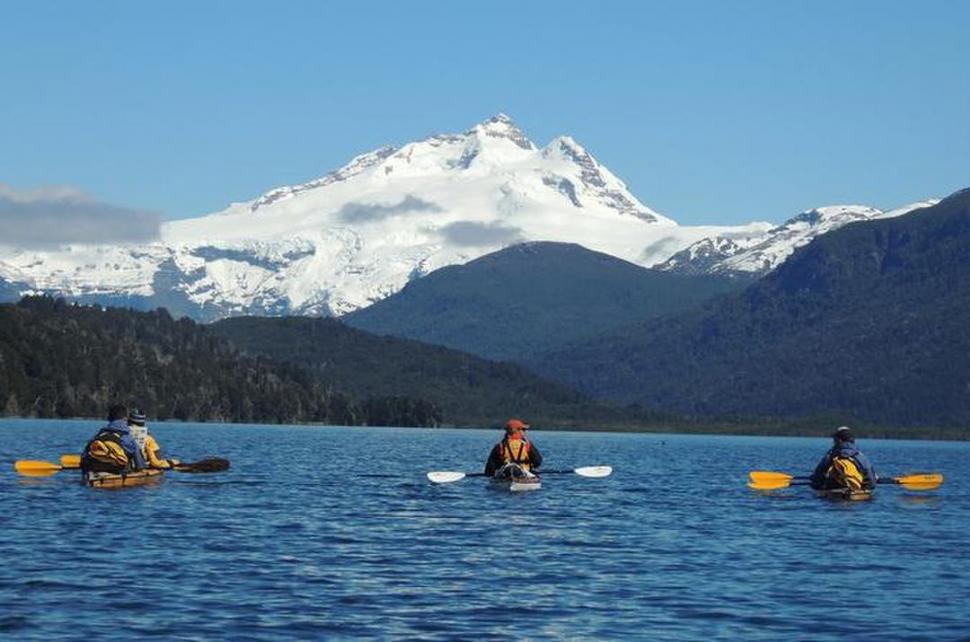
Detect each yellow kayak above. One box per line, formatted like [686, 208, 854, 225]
[817, 487, 873, 501]
[84, 468, 166, 489]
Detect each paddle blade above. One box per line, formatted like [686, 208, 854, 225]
[14, 460, 63, 477]
[892, 473, 943, 491]
[427, 471, 467, 484]
[749, 470, 794, 483]
[174, 458, 230, 474]
[574, 466, 612, 478]
[747, 478, 793, 491]
[60, 454, 81, 469]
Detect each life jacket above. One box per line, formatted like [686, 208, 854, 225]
[81, 429, 134, 473]
[826, 456, 865, 490]
[499, 436, 532, 471]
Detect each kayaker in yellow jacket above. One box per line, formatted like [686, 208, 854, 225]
[127, 409, 180, 469]
[484, 418, 543, 476]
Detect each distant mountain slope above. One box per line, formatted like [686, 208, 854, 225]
[0, 297, 441, 425]
[530, 188, 970, 429]
[653, 201, 938, 277]
[211, 315, 650, 428]
[343, 242, 745, 361]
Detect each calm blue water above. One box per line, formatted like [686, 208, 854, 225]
[1, 419, 968, 641]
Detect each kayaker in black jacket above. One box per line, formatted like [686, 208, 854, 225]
[809, 426, 877, 490]
[484, 418, 543, 476]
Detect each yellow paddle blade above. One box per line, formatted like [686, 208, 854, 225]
[747, 478, 792, 491]
[894, 473, 943, 491]
[749, 471, 794, 483]
[14, 460, 63, 477]
[60, 454, 81, 468]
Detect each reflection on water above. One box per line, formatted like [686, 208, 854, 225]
[1, 419, 968, 641]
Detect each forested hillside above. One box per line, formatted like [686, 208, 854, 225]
[0, 297, 440, 426]
[530, 188, 970, 433]
[212, 315, 656, 428]
[344, 242, 744, 361]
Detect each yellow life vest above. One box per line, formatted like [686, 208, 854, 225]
[828, 456, 865, 490]
[500, 437, 532, 471]
[88, 438, 129, 467]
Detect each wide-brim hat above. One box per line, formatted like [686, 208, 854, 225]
[505, 418, 530, 432]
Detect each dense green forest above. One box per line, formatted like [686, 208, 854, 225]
[530, 189, 970, 436]
[0, 297, 440, 426]
[344, 242, 744, 361]
[212, 315, 662, 429]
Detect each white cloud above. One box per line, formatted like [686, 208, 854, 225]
[0, 183, 160, 248]
[337, 194, 442, 223]
[438, 221, 524, 247]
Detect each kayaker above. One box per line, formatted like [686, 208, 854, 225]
[484, 418, 543, 476]
[809, 426, 877, 491]
[80, 404, 148, 474]
[127, 409, 180, 469]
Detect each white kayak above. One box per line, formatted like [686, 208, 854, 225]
[491, 463, 541, 492]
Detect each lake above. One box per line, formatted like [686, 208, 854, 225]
[1, 419, 968, 641]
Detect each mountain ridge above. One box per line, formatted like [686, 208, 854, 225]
[344, 241, 744, 361]
[528, 188, 970, 430]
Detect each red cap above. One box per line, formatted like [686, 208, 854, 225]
[505, 418, 530, 432]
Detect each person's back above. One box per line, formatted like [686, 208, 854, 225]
[80, 404, 148, 474]
[810, 426, 877, 490]
[484, 418, 543, 476]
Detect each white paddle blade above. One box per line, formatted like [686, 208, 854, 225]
[427, 471, 467, 484]
[575, 466, 612, 478]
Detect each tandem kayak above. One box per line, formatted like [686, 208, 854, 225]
[84, 468, 166, 489]
[491, 463, 541, 492]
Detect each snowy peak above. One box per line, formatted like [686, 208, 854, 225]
[654, 201, 939, 277]
[784, 205, 881, 228]
[541, 135, 669, 224]
[465, 113, 536, 151]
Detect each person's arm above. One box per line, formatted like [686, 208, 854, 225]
[144, 434, 179, 469]
[809, 452, 831, 489]
[856, 451, 877, 489]
[529, 443, 543, 469]
[484, 445, 501, 476]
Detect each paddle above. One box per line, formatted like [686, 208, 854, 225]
[747, 470, 943, 491]
[59, 454, 229, 473]
[15, 457, 230, 477]
[427, 465, 612, 484]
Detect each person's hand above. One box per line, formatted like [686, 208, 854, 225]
[167, 458, 181, 468]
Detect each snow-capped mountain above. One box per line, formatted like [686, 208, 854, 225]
[0, 114, 935, 320]
[0, 115, 753, 319]
[653, 201, 939, 277]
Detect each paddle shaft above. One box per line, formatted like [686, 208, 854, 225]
[16, 457, 228, 477]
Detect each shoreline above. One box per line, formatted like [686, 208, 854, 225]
[1, 415, 966, 442]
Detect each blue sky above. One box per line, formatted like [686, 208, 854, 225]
[2, 0, 968, 225]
